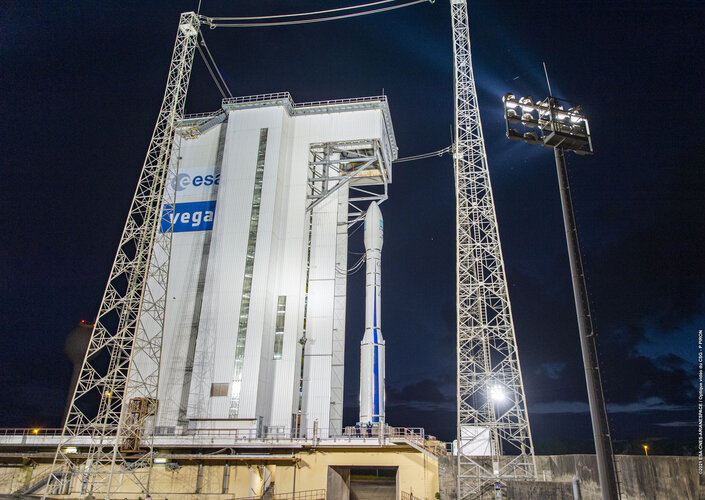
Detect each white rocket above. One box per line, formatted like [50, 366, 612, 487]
[359, 201, 385, 424]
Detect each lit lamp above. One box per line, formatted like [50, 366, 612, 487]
[489, 385, 505, 402]
[502, 91, 618, 500]
[502, 93, 592, 154]
[643, 444, 649, 456]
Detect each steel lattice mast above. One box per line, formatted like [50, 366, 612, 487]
[44, 12, 200, 498]
[450, 1, 536, 498]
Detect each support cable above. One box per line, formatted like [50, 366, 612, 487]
[200, 0, 432, 28]
[205, 0, 402, 21]
[337, 254, 367, 276]
[196, 38, 226, 99]
[200, 34, 233, 97]
[394, 145, 452, 163]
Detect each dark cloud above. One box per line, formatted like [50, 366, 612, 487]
[387, 378, 450, 404]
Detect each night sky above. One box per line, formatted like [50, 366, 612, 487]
[1, 1, 703, 455]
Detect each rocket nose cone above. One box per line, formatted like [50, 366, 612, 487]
[366, 201, 382, 223]
[364, 201, 384, 250]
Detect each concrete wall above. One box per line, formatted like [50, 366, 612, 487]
[438, 454, 702, 500]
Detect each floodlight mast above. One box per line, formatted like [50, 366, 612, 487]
[503, 93, 621, 500]
[44, 12, 200, 499]
[451, 1, 536, 499]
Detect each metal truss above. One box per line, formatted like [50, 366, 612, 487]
[44, 12, 200, 499]
[306, 139, 392, 436]
[450, 1, 536, 498]
[307, 139, 389, 226]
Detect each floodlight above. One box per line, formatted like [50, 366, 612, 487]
[523, 132, 539, 144]
[490, 385, 505, 402]
[501, 90, 617, 499]
[502, 93, 592, 155]
[507, 129, 523, 141]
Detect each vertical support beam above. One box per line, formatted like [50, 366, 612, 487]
[450, 1, 536, 498]
[330, 185, 349, 435]
[44, 11, 200, 499]
[196, 463, 203, 494]
[222, 463, 229, 494]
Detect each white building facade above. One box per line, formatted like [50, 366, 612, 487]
[149, 93, 396, 439]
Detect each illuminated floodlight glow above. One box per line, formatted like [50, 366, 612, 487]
[153, 457, 168, 464]
[503, 93, 592, 155]
[490, 385, 505, 402]
[63, 447, 78, 454]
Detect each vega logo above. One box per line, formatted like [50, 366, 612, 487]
[160, 200, 217, 233]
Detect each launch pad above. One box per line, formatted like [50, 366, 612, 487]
[0, 426, 443, 498]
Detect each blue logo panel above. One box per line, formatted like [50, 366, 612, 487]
[160, 200, 217, 233]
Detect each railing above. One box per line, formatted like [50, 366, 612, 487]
[221, 92, 388, 111]
[181, 110, 223, 122]
[400, 492, 421, 500]
[222, 92, 292, 106]
[274, 489, 326, 499]
[293, 95, 387, 109]
[389, 427, 425, 445]
[233, 489, 325, 500]
[0, 426, 447, 455]
[0, 427, 62, 437]
[153, 426, 330, 441]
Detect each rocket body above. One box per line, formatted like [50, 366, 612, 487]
[359, 202, 385, 424]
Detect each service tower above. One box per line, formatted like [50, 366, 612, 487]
[359, 201, 385, 424]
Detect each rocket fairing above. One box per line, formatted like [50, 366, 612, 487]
[359, 201, 385, 424]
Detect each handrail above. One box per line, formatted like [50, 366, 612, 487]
[0, 428, 63, 437]
[0, 426, 447, 455]
[274, 488, 326, 499]
[233, 489, 326, 500]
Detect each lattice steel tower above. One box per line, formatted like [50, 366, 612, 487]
[450, 1, 536, 498]
[44, 12, 200, 498]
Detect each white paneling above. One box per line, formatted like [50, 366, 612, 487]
[187, 115, 260, 419]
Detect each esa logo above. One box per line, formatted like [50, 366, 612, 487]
[171, 171, 220, 192]
[160, 201, 217, 233]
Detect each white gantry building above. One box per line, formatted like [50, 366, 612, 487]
[146, 93, 396, 440]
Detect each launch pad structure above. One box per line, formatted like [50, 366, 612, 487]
[42, 2, 536, 499]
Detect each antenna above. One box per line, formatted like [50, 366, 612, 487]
[543, 61, 553, 97]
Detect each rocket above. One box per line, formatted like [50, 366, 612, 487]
[359, 201, 385, 424]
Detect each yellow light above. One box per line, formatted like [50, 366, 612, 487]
[106, 392, 111, 398]
[32, 428, 39, 434]
[64, 447, 78, 454]
[643, 444, 649, 456]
